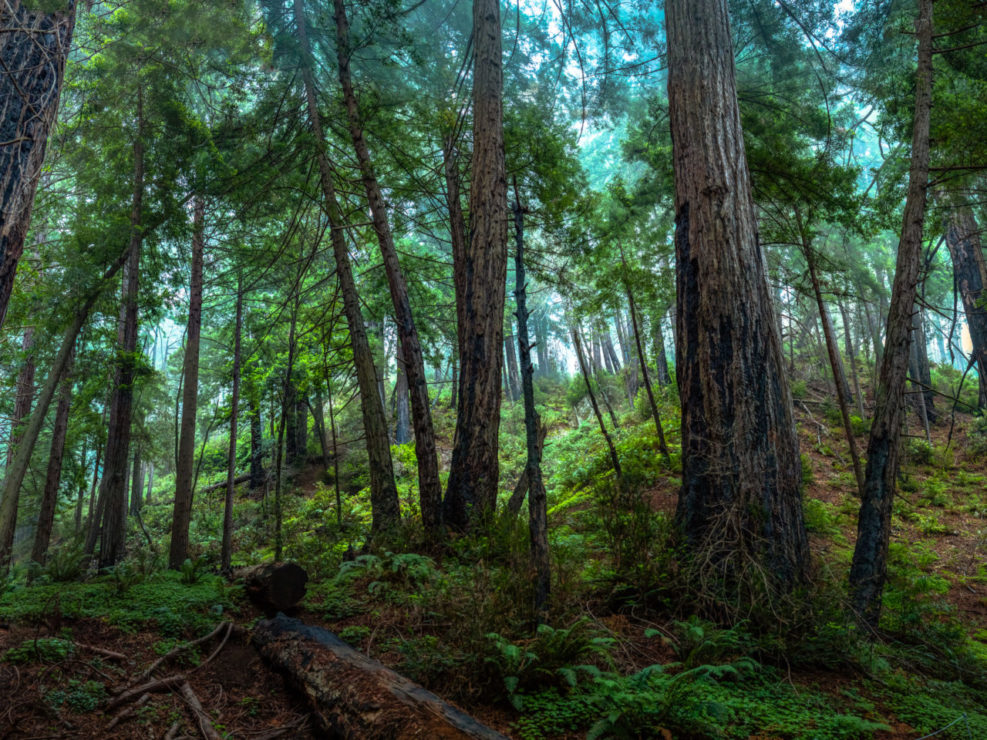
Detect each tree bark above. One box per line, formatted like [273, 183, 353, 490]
[849, 0, 934, 628]
[653, 311, 672, 387]
[839, 300, 866, 417]
[444, 0, 509, 531]
[30, 351, 74, 566]
[0, 1, 78, 329]
[944, 205, 987, 408]
[293, 0, 398, 533]
[235, 562, 308, 616]
[129, 449, 144, 516]
[667, 0, 809, 591]
[169, 194, 205, 570]
[222, 277, 244, 573]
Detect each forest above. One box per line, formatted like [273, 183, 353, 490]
[1, 0, 986, 737]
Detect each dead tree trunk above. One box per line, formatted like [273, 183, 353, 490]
[850, 0, 934, 628]
[443, 0, 509, 531]
[169, 195, 205, 570]
[667, 0, 809, 592]
[293, 0, 398, 533]
[0, 1, 78, 329]
[253, 615, 507, 739]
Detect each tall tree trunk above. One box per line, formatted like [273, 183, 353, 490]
[600, 331, 615, 374]
[572, 328, 622, 485]
[912, 304, 936, 422]
[169, 195, 205, 570]
[274, 296, 299, 562]
[448, 351, 458, 409]
[222, 277, 244, 573]
[850, 0, 934, 628]
[613, 313, 631, 365]
[293, 0, 398, 533]
[331, 0, 442, 533]
[512, 197, 549, 613]
[7, 328, 35, 467]
[30, 352, 73, 566]
[444, 0, 509, 531]
[603, 330, 621, 373]
[285, 382, 299, 466]
[805, 242, 864, 498]
[0, 242, 131, 573]
[443, 137, 468, 360]
[666, 0, 809, 592]
[145, 462, 153, 504]
[294, 392, 308, 465]
[0, 1, 77, 329]
[944, 205, 987, 408]
[92, 113, 145, 568]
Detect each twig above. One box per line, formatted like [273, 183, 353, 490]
[164, 720, 182, 740]
[179, 681, 222, 740]
[75, 642, 127, 661]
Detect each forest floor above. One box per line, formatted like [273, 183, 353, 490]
[2, 398, 986, 738]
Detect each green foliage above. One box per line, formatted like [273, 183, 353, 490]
[800, 453, 814, 487]
[42, 540, 88, 583]
[904, 438, 935, 465]
[45, 680, 107, 713]
[804, 498, 844, 535]
[4, 637, 75, 664]
[180, 556, 208, 585]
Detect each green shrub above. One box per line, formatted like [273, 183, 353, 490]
[45, 680, 106, 713]
[4, 637, 75, 664]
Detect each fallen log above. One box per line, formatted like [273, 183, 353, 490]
[234, 562, 308, 615]
[253, 614, 508, 739]
[200, 473, 250, 494]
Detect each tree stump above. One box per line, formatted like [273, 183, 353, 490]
[233, 562, 308, 616]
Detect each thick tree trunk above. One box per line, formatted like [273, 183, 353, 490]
[944, 206, 987, 408]
[0, 1, 77, 329]
[444, 0, 509, 531]
[667, 0, 808, 592]
[850, 0, 934, 628]
[30, 353, 73, 566]
[806, 244, 864, 498]
[512, 198, 550, 612]
[235, 562, 308, 616]
[222, 278, 244, 573]
[253, 615, 507, 739]
[293, 0, 398, 533]
[169, 195, 205, 570]
[7, 328, 35, 467]
[331, 0, 443, 534]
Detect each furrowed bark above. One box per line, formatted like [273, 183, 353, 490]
[667, 0, 809, 591]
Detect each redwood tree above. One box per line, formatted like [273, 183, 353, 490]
[444, 0, 509, 530]
[666, 0, 809, 593]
